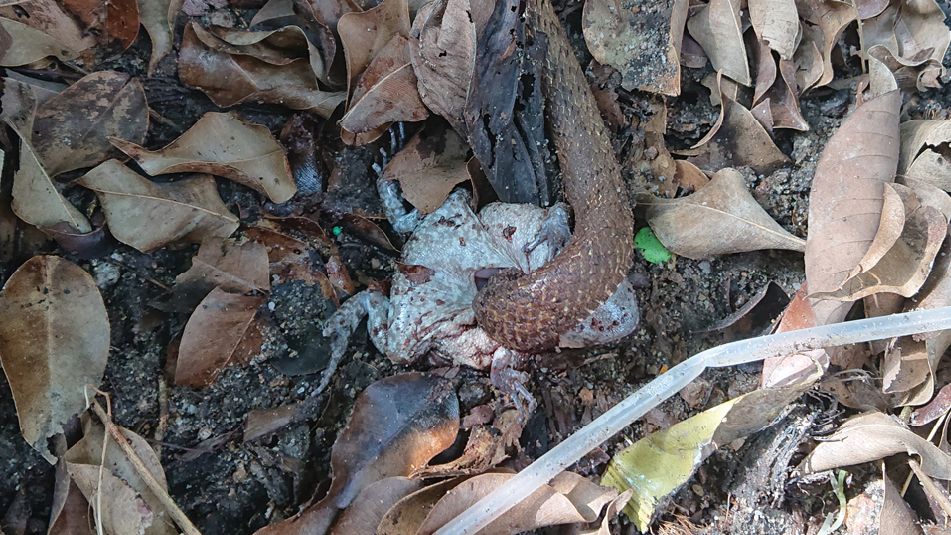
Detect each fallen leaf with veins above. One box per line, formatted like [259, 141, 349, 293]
[800, 411, 951, 479]
[384, 124, 471, 213]
[0, 256, 109, 463]
[748, 0, 800, 60]
[178, 22, 344, 119]
[644, 168, 805, 259]
[111, 111, 298, 203]
[0, 0, 96, 65]
[378, 476, 476, 534]
[796, 0, 856, 89]
[77, 160, 239, 252]
[690, 98, 789, 173]
[410, 0, 477, 133]
[31, 71, 148, 176]
[139, 0, 182, 73]
[583, 0, 687, 96]
[254, 373, 459, 535]
[687, 0, 750, 85]
[175, 287, 265, 388]
[67, 464, 157, 534]
[804, 90, 901, 297]
[338, 0, 411, 97]
[811, 183, 947, 301]
[64, 418, 177, 535]
[329, 477, 424, 535]
[602, 386, 808, 530]
[1, 78, 91, 233]
[340, 34, 428, 145]
[418, 472, 624, 534]
[168, 238, 270, 312]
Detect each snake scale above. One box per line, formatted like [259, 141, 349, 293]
[473, 0, 635, 352]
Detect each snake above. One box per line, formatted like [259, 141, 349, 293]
[473, 0, 635, 352]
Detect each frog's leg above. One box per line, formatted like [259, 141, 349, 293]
[315, 290, 390, 396]
[490, 348, 537, 420]
[523, 202, 572, 255]
[372, 123, 423, 235]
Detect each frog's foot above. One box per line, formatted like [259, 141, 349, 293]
[490, 349, 537, 421]
[315, 290, 390, 397]
[524, 202, 571, 256]
[371, 123, 422, 235]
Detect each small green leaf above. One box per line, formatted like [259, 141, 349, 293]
[332, 225, 343, 237]
[635, 227, 672, 264]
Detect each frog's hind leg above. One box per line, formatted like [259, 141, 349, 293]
[490, 348, 537, 421]
[372, 123, 423, 235]
[524, 202, 571, 256]
[316, 290, 391, 396]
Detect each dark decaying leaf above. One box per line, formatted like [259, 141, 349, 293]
[31, 70, 149, 176]
[644, 168, 805, 259]
[111, 111, 298, 203]
[174, 287, 265, 388]
[0, 256, 109, 463]
[178, 22, 344, 119]
[383, 123, 471, 214]
[583, 0, 687, 96]
[805, 90, 901, 297]
[62, 0, 140, 49]
[77, 160, 240, 252]
[702, 281, 790, 339]
[253, 372, 459, 535]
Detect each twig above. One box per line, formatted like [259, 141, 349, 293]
[88, 394, 202, 535]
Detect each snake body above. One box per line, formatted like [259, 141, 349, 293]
[473, 0, 634, 351]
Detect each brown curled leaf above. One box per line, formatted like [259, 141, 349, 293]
[686, 0, 750, 85]
[384, 124, 471, 214]
[0, 0, 96, 66]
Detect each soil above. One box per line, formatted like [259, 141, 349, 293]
[2, 1, 951, 534]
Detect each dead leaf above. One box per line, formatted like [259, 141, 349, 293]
[844, 469, 923, 535]
[417, 472, 622, 534]
[1, 78, 91, 233]
[31, 71, 148, 176]
[338, 0, 411, 97]
[800, 412, 951, 479]
[749, 0, 800, 60]
[170, 238, 270, 311]
[377, 477, 475, 535]
[702, 281, 790, 339]
[687, 0, 751, 85]
[898, 120, 951, 188]
[795, 24, 824, 92]
[811, 183, 947, 301]
[583, 0, 687, 96]
[0, 256, 109, 463]
[862, 0, 950, 92]
[175, 287, 265, 388]
[254, 372, 459, 534]
[62, 0, 140, 49]
[911, 382, 951, 426]
[67, 465, 156, 534]
[111, 112, 298, 203]
[410, 0, 477, 132]
[796, 0, 856, 89]
[690, 97, 789, 173]
[805, 90, 901, 296]
[752, 39, 809, 131]
[411, 425, 509, 478]
[382, 124, 470, 214]
[329, 477, 424, 535]
[0, 0, 96, 65]
[340, 34, 429, 145]
[138, 0, 182, 74]
[602, 386, 808, 530]
[643, 168, 805, 259]
[77, 160, 240, 252]
[64, 419, 177, 535]
[644, 103, 680, 197]
[178, 22, 345, 119]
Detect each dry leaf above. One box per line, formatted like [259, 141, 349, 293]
[77, 160, 240, 252]
[800, 412, 951, 479]
[644, 168, 805, 259]
[0, 256, 109, 463]
[898, 120, 951, 187]
[748, 0, 800, 60]
[0, 0, 95, 65]
[178, 22, 344, 118]
[383, 124, 470, 214]
[418, 472, 621, 534]
[64, 419, 177, 535]
[687, 0, 750, 85]
[67, 464, 156, 534]
[62, 0, 140, 49]
[752, 39, 809, 131]
[340, 34, 429, 145]
[583, 0, 687, 96]
[377, 477, 473, 534]
[795, 24, 824, 92]
[410, 0, 477, 132]
[844, 470, 923, 535]
[329, 477, 424, 535]
[254, 373, 459, 535]
[805, 90, 901, 296]
[138, 0, 182, 73]
[690, 97, 789, 173]
[31, 71, 148, 176]
[111, 112, 298, 203]
[796, 0, 856, 89]
[338, 0, 411, 96]
[862, 0, 949, 91]
[644, 103, 680, 196]
[169, 238, 270, 311]
[175, 287, 265, 388]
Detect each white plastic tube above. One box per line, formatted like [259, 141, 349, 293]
[435, 306, 951, 535]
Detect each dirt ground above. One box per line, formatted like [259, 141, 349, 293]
[2, 1, 951, 534]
